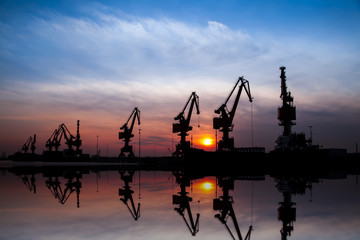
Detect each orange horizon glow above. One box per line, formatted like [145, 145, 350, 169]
[194, 135, 215, 149]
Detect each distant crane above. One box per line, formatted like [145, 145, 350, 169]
[173, 92, 200, 157]
[45, 120, 82, 157]
[213, 77, 253, 151]
[119, 107, 140, 158]
[21, 134, 36, 154]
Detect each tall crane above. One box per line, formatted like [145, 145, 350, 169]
[213, 77, 253, 151]
[119, 107, 140, 158]
[45, 120, 82, 157]
[61, 120, 82, 156]
[21, 134, 36, 154]
[213, 176, 253, 240]
[277, 66, 296, 138]
[275, 67, 314, 150]
[173, 92, 200, 156]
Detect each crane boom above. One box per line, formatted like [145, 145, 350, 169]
[172, 92, 200, 156]
[21, 134, 36, 154]
[213, 77, 253, 151]
[45, 121, 82, 157]
[119, 107, 141, 158]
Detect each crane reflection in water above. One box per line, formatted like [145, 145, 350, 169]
[213, 176, 253, 240]
[172, 170, 200, 236]
[45, 171, 82, 208]
[118, 170, 141, 220]
[1, 163, 358, 240]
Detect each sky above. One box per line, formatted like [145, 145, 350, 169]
[1, 0, 360, 157]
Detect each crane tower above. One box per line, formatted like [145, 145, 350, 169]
[213, 77, 253, 151]
[172, 92, 200, 157]
[119, 107, 140, 158]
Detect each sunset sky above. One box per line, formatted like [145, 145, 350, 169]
[1, 0, 360, 157]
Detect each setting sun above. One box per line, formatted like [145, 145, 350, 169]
[203, 182, 213, 190]
[203, 138, 212, 146]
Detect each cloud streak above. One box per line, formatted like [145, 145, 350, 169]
[1, 3, 360, 155]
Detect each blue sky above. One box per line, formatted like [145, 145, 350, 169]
[1, 0, 360, 155]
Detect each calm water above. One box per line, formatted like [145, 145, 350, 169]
[0, 162, 359, 240]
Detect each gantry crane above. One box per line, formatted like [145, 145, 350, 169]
[213, 77, 253, 151]
[45, 120, 82, 157]
[173, 92, 200, 157]
[118, 170, 141, 220]
[21, 134, 36, 154]
[119, 107, 140, 158]
[213, 176, 253, 240]
[172, 171, 200, 236]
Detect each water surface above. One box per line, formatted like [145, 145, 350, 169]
[0, 162, 359, 240]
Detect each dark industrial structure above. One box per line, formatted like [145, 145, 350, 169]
[172, 92, 200, 157]
[119, 107, 141, 158]
[213, 76, 253, 152]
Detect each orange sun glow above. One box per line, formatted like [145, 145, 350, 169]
[203, 182, 213, 190]
[203, 138, 212, 146]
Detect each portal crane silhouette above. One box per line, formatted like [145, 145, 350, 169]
[172, 92, 200, 157]
[119, 107, 140, 158]
[21, 134, 36, 154]
[213, 77, 253, 151]
[45, 120, 82, 157]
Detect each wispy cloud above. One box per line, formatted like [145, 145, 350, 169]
[1, 4, 360, 154]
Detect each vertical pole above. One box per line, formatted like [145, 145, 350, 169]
[96, 135, 99, 159]
[139, 128, 141, 158]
